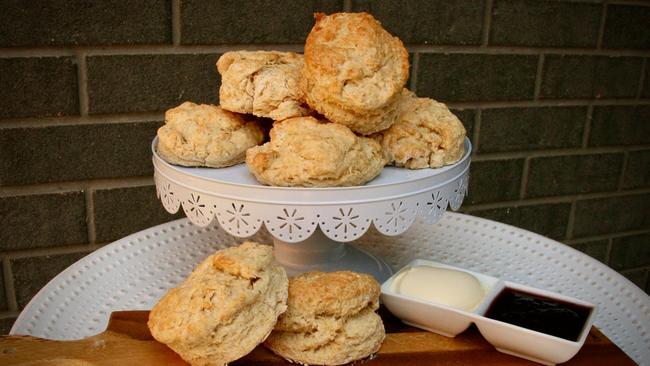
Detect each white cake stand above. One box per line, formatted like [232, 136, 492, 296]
[152, 138, 471, 282]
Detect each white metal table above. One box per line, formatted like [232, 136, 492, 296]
[10, 213, 650, 365]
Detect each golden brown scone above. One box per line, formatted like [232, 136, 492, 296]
[156, 101, 264, 168]
[217, 51, 310, 121]
[375, 90, 466, 169]
[148, 242, 288, 366]
[302, 12, 409, 135]
[265, 271, 385, 366]
[246, 116, 385, 187]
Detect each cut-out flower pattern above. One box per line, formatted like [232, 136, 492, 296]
[225, 203, 251, 229]
[332, 208, 360, 234]
[185, 193, 206, 219]
[276, 208, 305, 234]
[385, 201, 408, 228]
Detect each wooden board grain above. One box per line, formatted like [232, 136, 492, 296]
[0, 309, 637, 366]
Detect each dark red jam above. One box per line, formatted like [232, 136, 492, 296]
[485, 287, 592, 341]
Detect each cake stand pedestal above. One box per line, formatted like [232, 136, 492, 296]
[152, 138, 471, 282]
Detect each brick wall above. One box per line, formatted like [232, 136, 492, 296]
[0, 0, 648, 333]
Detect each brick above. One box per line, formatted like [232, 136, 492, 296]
[622, 268, 648, 293]
[570, 240, 609, 264]
[450, 109, 475, 142]
[573, 194, 650, 238]
[418, 54, 537, 102]
[181, 0, 342, 44]
[87, 54, 220, 114]
[94, 185, 183, 243]
[526, 154, 624, 198]
[352, 0, 483, 45]
[470, 203, 570, 240]
[540, 55, 642, 99]
[0, 318, 15, 335]
[0, 122, 161, 186]
[0, 57, 78, 119]
[0, 265, 6, 311]
[12, 252, 88, 309]
[490, 0, 600, 47]
[623, 150, 650, 189]
[610, 234, 650, 271]
[479, 107, 585, 153]
[466, 159, 524, 204]
[0, 193, 87, 251]
[602, 5, 650, 49]
[589, 106, 650, 146]
[0, 0, 170, 47]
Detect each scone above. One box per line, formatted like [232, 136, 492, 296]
[302, 12, 409, 135]
[148, 242, 288, 366]
[265, 271, 385, 365]
[217, 51, 310, 121]
[156, 101, 264, 167]
[245, 116, 385, 187]
[375, 90, 466, 169]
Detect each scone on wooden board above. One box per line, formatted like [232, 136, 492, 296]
[147, 242, 288, 366]
[265, 271, 385, 365]
[374, 90, 466, 169]
[245, 116, 386, 187]
[302, 12, 409, 135]
[156, 101, 264, 168]
[217, 51, 310, 121]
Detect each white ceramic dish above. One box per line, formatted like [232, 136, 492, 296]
[381, 259, 502, 337]
[473, 281, 596, 365]
[381, 259, 596, 365]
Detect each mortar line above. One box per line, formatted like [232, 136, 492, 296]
[565, 199, 577, 240]
[608, 0, 650, 5]
[472, 109, 482, 152]
[597, 1, 608, 49]
[343, 0, 352, 12]
[564, 229, 650, 245]
[461, 186, 650, 211]
[2, 245, 97, 260]
[637, 58, 647, 99]
[605, 238, 614, 266]
[582, 105, 594, 147]
[75, 50, 89, 116]
[518, 157, 531, 199]
[0, 311, 19, 320]
[617, 151, 629, 191]
[85, 189, 96, 244]
[0, 112, 164, 129]
[0, 176, 154, 197]
[2, 257, 17, 311]
[533, 54, 545, 100]
[445, 98, 650, 109]
[481, 0, 494, 47]
[3, 44, 650, 58]
[171, 0, 181, 46]
[409, 52, 420, 92]
[472, 144, 650, 161]
[406, 45, 650, 56]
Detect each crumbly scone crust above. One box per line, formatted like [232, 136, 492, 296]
[148, 242, 288, 366]
[217, 51, 310, 121]
[156, 102, 264, 168]
[375, 90, 466, 169]
[302, 12, 409, 135]
[265, 271, 385, 366]
[245, 116, 385, 187]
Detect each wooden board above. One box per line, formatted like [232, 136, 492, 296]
[0, 308, 636, 365]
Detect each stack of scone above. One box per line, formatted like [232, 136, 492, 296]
[156, 12, 466, 187]
[148, 242, 384, 366]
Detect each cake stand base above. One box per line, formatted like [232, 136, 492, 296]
[272, 227, 393, 282]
